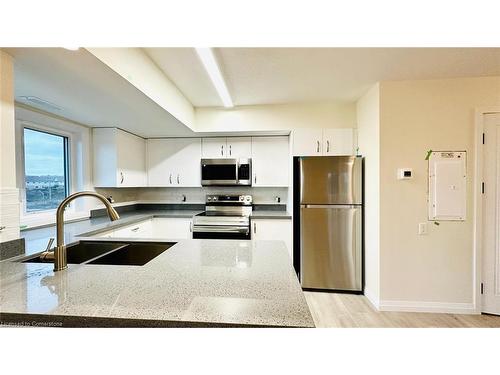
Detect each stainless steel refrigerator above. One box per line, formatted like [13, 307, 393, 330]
[295, 156, 363, 292]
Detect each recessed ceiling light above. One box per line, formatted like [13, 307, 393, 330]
[195, 48, 233, 108]
[18, 96, 62, 111]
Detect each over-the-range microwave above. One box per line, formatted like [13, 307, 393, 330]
[201, 158, 252, 186]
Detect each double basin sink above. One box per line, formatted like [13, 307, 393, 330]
[20, 241, 176, 266]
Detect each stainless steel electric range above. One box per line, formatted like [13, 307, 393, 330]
[192, 194, 252, 240]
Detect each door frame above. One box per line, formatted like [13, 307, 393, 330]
[473, 107, 500, 313]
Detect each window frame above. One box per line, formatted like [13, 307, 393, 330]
[19, 121, 74, 216]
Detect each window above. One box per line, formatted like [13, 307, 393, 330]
[23, 128, 70, 212]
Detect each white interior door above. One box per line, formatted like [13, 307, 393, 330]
[482, 112, 500, 315]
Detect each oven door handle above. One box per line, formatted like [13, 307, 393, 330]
[192, 225, 249, 234]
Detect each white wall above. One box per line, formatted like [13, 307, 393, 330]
[15, 105, 97, 228]
[356, 83, 380, 307]
[378, 76, 500, 312]
[0, 50, 20, 242]
[87, 48, 195, 130]
[195, 101, 356, 132]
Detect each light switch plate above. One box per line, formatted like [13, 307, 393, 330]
[418, 223, 428, 235]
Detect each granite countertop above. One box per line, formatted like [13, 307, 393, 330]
[0, 238, 314, 327]
[19, 209, 291, 257]
[250, 211, 292, 219]
[19, 210, 203, 256]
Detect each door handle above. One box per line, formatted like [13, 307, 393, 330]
[229, 145, 232, 156]
[326, 140, 330, 153]
[189, 222, 192, 232]
[177, 174, 180, 184]
[169, 173, 172, 184]
[120, 172, 124, 184]
[254, 174, 257, 184]
[253, 222, 257, 234]
[316, 141, 320, 153]
[221, 144, 224, 156]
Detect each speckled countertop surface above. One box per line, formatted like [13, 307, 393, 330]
[0, 239, 313, 327]
[19, 209, 291, 256]
[19, 210, 203, 256]
[250, 211, 292, 219]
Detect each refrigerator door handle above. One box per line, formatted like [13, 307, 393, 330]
[301, 204, 361, 209]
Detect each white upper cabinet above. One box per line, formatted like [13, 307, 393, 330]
[293, 128, 356, 156]
[251, 136, 289, 187]
[147, 138, 201, 187]
[226, 137, 251, 158]
[93, 128, 147, 187]
[323, 128, 356, 156]
[201, 137, 226, 158]
[202, 137, 251, 158]
[292, 128, 323, 156]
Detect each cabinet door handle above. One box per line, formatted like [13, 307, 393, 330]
[229, 145, 232, 156]
[120, 172, 124, 184]
[253, 222, 257, 234]
[254, 174, 257, 184]
[177, 174, 180, 184]
[326, 140, 330, 153]
[0, 226, 6, 231]
[221, 144, 224, 156]
[316, 141, 320, 153]
[131, 227, 140, 232]
[189, 222, 192, 232]
[169, 174, 172, 184]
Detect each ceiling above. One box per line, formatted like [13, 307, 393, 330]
[6, 48, 194, 137]
[145, 47, 500, 107]
[6, 48, 499, 138]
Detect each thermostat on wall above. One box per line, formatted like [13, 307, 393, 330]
[397, 168, 413, 180]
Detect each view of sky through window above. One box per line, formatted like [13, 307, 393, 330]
[24, 128, 68, 212]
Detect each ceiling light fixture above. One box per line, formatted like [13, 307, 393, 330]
[195, 48, 233, 108]
[62, 47, 80, 51]
[18, 96, 62, 111]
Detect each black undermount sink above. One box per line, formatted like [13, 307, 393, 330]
[87, 242, 174, 266]
[21, 241, 175, 266]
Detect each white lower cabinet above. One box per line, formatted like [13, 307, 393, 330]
[94, 217, 192, 239]
[251, 219, 293, 260]
[150, 217, 192, 239]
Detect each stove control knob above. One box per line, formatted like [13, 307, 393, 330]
[213, 196, 218, 201]
[207, 197, 212, 201]
[239, 196, 244, 201]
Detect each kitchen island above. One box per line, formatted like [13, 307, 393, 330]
[0, 238, 314, 327]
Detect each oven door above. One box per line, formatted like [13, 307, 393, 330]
[192, 225, 251, 240]
[201, 159, 238, 186]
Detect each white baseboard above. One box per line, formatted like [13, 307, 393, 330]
[364, 288, 380, 310]
[378, 300, 477, 314]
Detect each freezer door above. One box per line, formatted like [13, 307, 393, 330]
[300, 205, 362, 291]
[300, 156, 362, 205]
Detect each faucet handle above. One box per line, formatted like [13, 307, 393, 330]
[45, 237, 55, 252]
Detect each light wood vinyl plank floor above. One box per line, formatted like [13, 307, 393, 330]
[304, 292, 500, 328]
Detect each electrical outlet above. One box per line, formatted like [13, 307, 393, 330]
[418, 223, 428, 235]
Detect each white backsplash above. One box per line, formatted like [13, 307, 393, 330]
[136, 187, 288, 204]
[96, 186, 289, 206]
